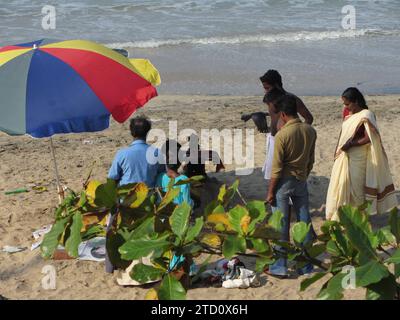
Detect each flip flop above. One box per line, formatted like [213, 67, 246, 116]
[263, 268, 289, 279]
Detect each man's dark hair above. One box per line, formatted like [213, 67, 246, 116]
[130, 117, 151, 139]
[263, 87, 286, 104]
[275, 95, 298, 117]
[260, 70, 283, 88]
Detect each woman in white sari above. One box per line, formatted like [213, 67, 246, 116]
[326, 88, 398, 221]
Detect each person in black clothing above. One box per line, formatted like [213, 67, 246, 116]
[183, 134, 225, 178]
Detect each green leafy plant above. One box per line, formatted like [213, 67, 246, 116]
[299, 205, 400, 300]
[41, 177, 400, 300]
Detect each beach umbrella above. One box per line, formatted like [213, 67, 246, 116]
[0, 39, 161, 201]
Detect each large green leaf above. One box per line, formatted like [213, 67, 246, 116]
[158, 274, 186, 300]
[366, 274, 398, 300]
[169, 202, 191, 239]
[268, 210, 283, 232]
[122, 183, 149, 208]
[246, 201, 267, 234]
[128, 216, 155, 240]
[130, 263, 164, 284]
[355, 261, 389, 287]
[81, 224, 105, 241]
[204, 200, 220, 216]
[250, 238, 270, 253]
[255, 255, 274, 272]
[173, 175, 204, 186]
[395, 264, 400, 279]
[318, 273, 345, 300]
[184, 217, 204, 243]
[306, 243, 327, 259]
[222, 235, 246, 259]
[119, 235, 171, 260]
[291, 222, 310, 244]
[40, 217, 70, 259]
[330, 224, 352, 257]
[376, 226, 397, 246]
[65, 213, 83, 258]
[157, 188, 180, 212]
[389, 208, 400, 245]
[106, 230, 131, 269]
[385, 248, 400, 264]
[228, 205, 248, 235]
[338, 206, 378, 263]
[252, 225, 282, 240]
[300, 272, 330, 292]
[95, 179, 118, 208]
[326, 240, 341, 256]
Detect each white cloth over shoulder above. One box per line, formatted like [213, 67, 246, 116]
[262, 133, 275, 180]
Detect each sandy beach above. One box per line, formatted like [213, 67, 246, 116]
[1, 94, 400, 300]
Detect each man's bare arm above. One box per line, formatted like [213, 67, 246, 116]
[295, 96, 313, 125]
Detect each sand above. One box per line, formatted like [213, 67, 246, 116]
[1, 94, 400, 300]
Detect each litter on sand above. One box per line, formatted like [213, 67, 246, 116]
[31, 224, 52, 251]
[4, 188, 29, 195]
[2, 246, 27, 253]
[78, 237, 106, 262]
[198, 257, 261, 289]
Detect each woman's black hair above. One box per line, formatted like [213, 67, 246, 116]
[260, 70, 283, 88]
[342, 87, 368, 109]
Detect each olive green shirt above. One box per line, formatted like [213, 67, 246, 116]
[271, 118, 317, 181]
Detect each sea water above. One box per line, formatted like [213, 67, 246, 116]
[1, 0, 399, 95]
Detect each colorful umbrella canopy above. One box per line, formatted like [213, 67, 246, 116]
[0, 39, 160, 138]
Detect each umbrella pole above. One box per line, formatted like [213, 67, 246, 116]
[49, 137, 64, 204]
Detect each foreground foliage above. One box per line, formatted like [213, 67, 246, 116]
[41, 178, 400, 300]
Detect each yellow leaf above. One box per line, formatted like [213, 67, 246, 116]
[201, 234, 221, 248]
[207, 213, 232, 231]
[86, 180, 102, 207]
[145, 288, 159, 300]
[128, 183, 149, 208]
[240, 215, 251, 234]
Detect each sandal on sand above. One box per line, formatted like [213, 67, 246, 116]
[263, 268, 289, 279]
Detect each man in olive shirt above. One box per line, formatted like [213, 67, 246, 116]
[266, 95, 317, 278]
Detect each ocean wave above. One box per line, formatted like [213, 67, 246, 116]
[106, 29, 400, 49]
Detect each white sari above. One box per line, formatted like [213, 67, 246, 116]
[326, 109, 398, 221]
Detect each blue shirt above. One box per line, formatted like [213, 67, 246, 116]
[156, 173, 194, 207]
[108, 140, 163, 187]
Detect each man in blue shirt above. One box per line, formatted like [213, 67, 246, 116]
[108, 117, 163, 187]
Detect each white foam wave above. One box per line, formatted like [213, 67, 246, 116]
[106, 29, 400, 49]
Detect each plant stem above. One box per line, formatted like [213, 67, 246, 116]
[377, 245, 392, 258]
[236, 188, 247, 206]
[303, 249, 329, 271]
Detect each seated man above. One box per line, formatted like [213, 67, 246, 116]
[108, 116, 163, 187]
[106, 117, 163, 274]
